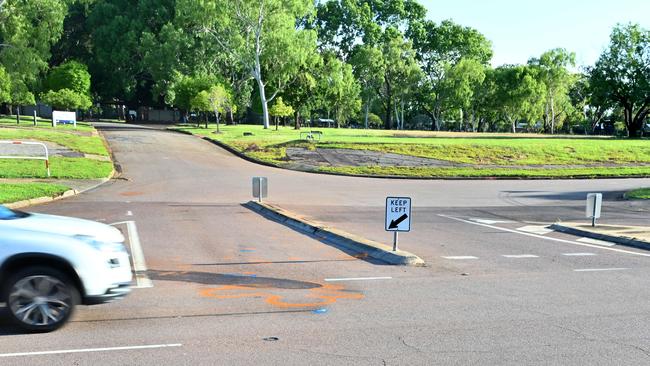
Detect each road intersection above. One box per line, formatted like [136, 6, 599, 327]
[1, 124, 649, 365]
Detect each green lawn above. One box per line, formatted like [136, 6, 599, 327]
[0, 119, 108, 156]
[0, 116, 96, 133]
[172, 124, 650, 178]
[0, 157, 113, 179]
[626, 188, 650, 199]
[0, 182, 70, 204]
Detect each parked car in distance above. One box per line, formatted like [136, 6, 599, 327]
[0, 205, 132, 332]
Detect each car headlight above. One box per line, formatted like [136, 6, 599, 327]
[74, 235, 128, 254]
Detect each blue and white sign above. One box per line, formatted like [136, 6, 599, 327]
[52, 111, 77, 127]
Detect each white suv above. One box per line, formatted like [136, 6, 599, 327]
[0, 205, 132, 332]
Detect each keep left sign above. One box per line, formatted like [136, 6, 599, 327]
[385, 197, 411, 232]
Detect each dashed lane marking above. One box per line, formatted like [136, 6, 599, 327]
[516, 225, 554, 235]
[0, 344, 182, 358]
[501, 254, 539, 258]
[562, 253, 597, 256]
[576, 237, 615, 247]
[324, 277, 392, 282]
[574, 268, 629, 272]
[438, 214, 650, 258]
[442, 256, 479, 260]
[126, 211, 133, 216]
[470, 218, 515, 225]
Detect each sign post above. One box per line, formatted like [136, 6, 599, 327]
[385, 197, 411, 251]
[252, 177, 268, 202]
[586, 193, 602, 227]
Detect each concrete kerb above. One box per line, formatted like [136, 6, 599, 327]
[550, 223, 650, 251]
[245, 200, 425, 266]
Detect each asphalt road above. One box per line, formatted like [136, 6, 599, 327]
[1, 123, 650, 365]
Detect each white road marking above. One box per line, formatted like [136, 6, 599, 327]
[438, 214, 650, 258]
[470, 218, 515, 225]
[574, 268, 629, 272]
[502, 254, 539, 258]
[324, 277, 393, 282]
[576, 237, 615, 247]
[442, 256, 479, 260]
[110, 221, 153, 288]
[562, 252, 597, 256]
[126, 211, 133, 216]
[0, 344, 182, 358]
[517, 225, 554, 235]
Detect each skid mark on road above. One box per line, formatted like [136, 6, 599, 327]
[199, 284, 364, 309]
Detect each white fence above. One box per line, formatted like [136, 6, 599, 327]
[0, 141, 50, 177]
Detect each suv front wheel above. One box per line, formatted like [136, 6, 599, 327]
[3, 267, 80, 332]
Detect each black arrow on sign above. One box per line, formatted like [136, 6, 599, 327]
[389, 214, 408, 229]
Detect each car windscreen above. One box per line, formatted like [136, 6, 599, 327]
[0, 206, 29, 220]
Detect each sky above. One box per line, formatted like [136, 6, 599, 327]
[420, 0, 650, 69]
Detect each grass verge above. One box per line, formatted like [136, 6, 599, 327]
[0, 182, 70, 204]
[0, 157, 113, 179]
[172, 124, 650, 178]
[319, 166, 650, 178]
[626, 188, 650, 199]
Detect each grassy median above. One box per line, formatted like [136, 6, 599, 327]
[0, 182, 70, 204]
[173, 124, 650, 178]
[0, 117, 113, 203]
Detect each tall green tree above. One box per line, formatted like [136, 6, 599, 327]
[86, 0, 175, 106]
[589, 23, 650, 137]
[178, 0, 317, 129]
[317, 56, 361, 128]
[0, 0, 67, 108]
[441, 58, 486, 131]
[349, 45, 384, 129]
[313, 0, 426, 60]
[529, 48, 576, 134]
[410, 20, 493, 130]
[493, 65, 546, 133]
[0, 65, 10, 104]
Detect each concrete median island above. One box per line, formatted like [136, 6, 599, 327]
[172, 124, 650, 179]
[245, 200, 425, 266]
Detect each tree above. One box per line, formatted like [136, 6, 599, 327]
[42, 88, 91, 111]
[207, 85, 232, 133]
[269, 97, 294, 130]
[374, 29, 419, 130]
[178, 0, 317, 129]
[170, 74, 220, 117]
[313, 0, 426, 61]
[85, 0, 176, 107]
[529, 48, 576, 134]
[349, 45, 384, 129]
[441, 58, 486, 131]
[317, 56, 361, 128]
[44, 60, 91, 96]
[493, 65, 546, 133]
[190, 90, 211, 128]
[589, 23, 650, 137]
[410, 20, 493, 130]
[0, 65, 10, 104]
[0, 0, 67, 106]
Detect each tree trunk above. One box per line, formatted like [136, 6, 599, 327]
[550, 94, 555, 134]
[294, 110, 301, 130]
[364, 99, 370, 129]
[214, 110, 220, 133]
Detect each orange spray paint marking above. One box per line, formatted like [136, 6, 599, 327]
[199, 284, 363, 309]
